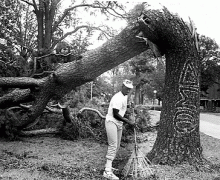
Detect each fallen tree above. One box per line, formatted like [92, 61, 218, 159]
[0, 3, 207, 167]
[0, 24, 149, 130]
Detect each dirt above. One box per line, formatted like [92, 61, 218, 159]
[0, 136, 107, 179]
[4, 110, 219, 180]
[0, 110, 159, 180]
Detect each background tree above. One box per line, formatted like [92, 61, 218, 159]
[105, 62, 133, 95]
[129, 50, 155, 104]
[149, 57, 166, 105]
[0, 0, 32, 77]
[199, 35, 220, 94]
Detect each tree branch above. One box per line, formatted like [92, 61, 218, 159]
[96, 1, 127, 18]
[0, 77, 44, 88]
[20, 0, 34, 6]
[0, 89, 33, 108]
[51, 25, 112, 49]
[32, 0, 38, 10]
[52, 3, 110, 32]
[52, 25, 90, 48]
[45, 106, 62, 114]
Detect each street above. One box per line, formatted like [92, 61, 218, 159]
[200, 113, 220, 139]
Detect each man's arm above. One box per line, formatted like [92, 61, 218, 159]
[113, 108, 134, 125]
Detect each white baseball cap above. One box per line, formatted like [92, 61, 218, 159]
[123, 79, 133, 89]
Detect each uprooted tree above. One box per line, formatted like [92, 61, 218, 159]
[0, 3, 206, 166]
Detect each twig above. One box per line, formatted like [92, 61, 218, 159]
[32, 71, 54, 78]
[20, 0, 34, 6]
[78, 107, 105, 119]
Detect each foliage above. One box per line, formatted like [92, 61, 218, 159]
[0, 111, 18, 140]
[0, 0, 128, 79]
[148, 57, 165, 103]
[0, 0, 37, 60]
[57, 101, 153, 143]
[59, 100, 107, 142]
[0, 0, 22, 45]
[84, 77, 113, 102]
[0, 0, 35, 78]
[135, 105, 152, 131]
[104, 62, 134, 94]
[199, 35, 220, 93]
[128, 49, 165, 104]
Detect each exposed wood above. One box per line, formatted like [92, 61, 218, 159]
[20, 128, 59, 136]
[78, 107, 106, 119]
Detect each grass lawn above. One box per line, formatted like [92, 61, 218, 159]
[1, 112, 220, 179]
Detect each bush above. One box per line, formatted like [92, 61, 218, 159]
[135, 105, 152, 131]
[59, 103, 156, 143]
[59, 100, 107, 142]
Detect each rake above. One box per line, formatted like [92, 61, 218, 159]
[122, 109, 154, 179]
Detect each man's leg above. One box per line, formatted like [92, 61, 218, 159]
[104, 121, 119, 179]
[116, 126, 123, 154]
[105, 121, 118, 170]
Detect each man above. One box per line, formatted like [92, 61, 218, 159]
[103, 79, 135, 180]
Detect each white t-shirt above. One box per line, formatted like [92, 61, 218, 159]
[106, 91, 128, 128]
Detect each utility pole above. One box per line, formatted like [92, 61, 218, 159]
[153, 90, 157, 110]
[91, 81, 93, 100]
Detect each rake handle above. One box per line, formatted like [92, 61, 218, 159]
[132, 107, 138, 155]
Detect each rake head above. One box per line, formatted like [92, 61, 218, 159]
[122, 142, 155, 179]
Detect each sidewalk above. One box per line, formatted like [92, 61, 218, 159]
[200, 113, 220, 139]
[149, 110, 220, 139]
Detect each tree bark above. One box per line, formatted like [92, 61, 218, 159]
[35, 0, 44, 50]
[148, 49, 201, 165]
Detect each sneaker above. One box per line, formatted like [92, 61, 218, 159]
[103, 170, 119, 180]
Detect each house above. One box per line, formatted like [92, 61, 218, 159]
[200, 81, 220, 112]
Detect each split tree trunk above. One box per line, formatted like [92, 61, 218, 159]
[148, 48, 201, 164]
[136, 7, 202, 164]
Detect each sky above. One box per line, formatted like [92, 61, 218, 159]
[61, 0, 220, 49]
[148, 0, 220, 44]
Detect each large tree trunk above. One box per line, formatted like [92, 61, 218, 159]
[136, 7, 203, 165]
[148, 48, 201, 165]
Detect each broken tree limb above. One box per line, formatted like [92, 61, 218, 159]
[78, 107, 106, 119]
[0, 77, 44, 88]
[19, 128, 59, 136]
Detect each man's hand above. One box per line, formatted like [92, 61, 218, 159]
[128, 116, 137, 129]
